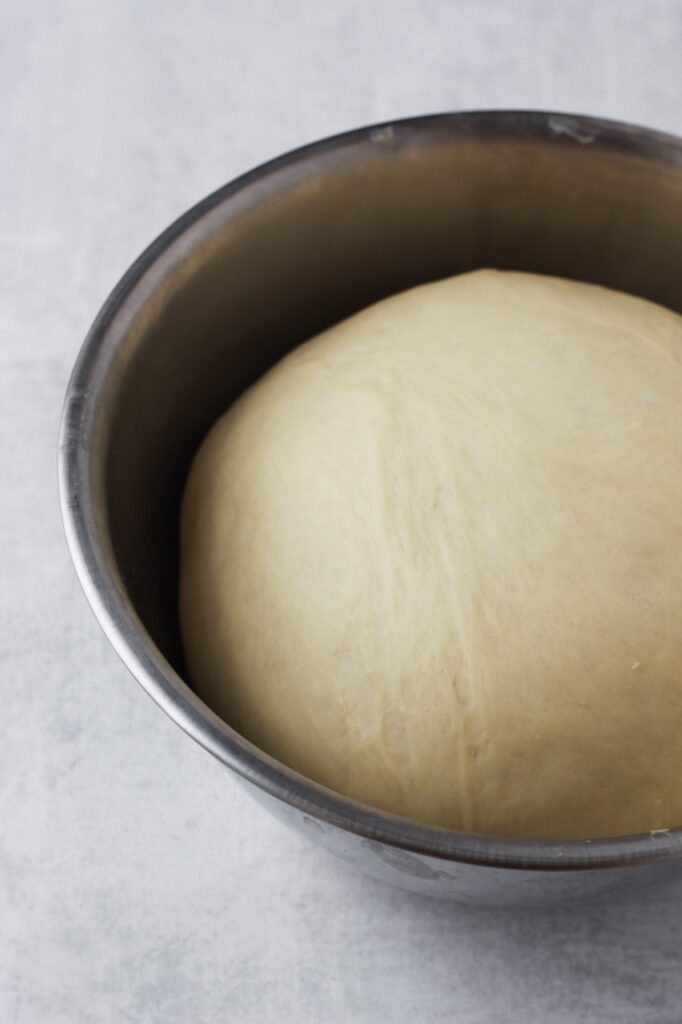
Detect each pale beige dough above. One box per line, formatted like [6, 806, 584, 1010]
[180, 269, 682, 840]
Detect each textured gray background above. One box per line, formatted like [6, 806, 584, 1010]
[3, 1, 682, 1021]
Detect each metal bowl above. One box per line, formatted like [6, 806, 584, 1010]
[59, 111, 682, 906]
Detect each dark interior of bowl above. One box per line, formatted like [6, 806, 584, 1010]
[102, 114, 682, 683]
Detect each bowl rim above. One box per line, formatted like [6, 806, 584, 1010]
[59, 109, 682, 872]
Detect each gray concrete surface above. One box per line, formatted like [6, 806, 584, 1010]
[2, 1, 682, 1021]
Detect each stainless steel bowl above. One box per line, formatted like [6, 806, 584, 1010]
[59, 111, 682, 906]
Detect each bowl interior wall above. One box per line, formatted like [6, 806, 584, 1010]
[102, 125, 682, 678]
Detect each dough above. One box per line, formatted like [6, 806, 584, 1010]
[180, 269, 682, 840]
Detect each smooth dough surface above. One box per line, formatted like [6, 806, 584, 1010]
[180, 269, 682, 840]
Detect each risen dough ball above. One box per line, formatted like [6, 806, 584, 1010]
[180, 269, 682, 840]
